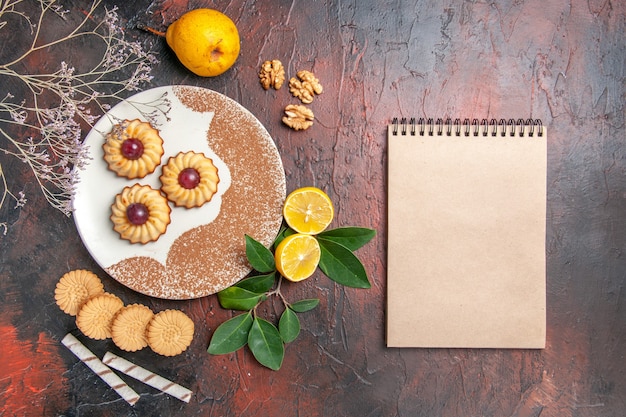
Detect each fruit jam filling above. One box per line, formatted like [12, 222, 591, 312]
[126, 203, 149, 225]
[121, 138, 144, 160]
[178, 168, 201, 189]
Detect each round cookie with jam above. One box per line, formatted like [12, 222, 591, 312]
[110, 184, 172, 244]
[103, 119, 164, 179]
[159, 151, 220, 208]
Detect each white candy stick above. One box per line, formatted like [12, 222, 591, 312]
[61, 334, 140, 406]
[103, 352, 193, 403]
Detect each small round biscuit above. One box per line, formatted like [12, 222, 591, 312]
[54, 270, 104, 316]
[76, 293, 124, 340]
[147, 309, 194, 356]
[111, 304, 154, 352]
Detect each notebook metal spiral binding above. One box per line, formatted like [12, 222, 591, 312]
[391, 117, 543, 137]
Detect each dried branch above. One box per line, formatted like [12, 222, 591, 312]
[0, 0, 166, 234]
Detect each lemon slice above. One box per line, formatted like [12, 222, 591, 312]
[283, 187, 334, 235]
[275, 234, 321, 282]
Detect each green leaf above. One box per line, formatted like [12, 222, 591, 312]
[217, 286, 267, 310]
[317, 227, 376, 251]
[273, 226, 296, 250]
[279, 308, 300, 343]
[235, 272, 276, 293]
[317, 238, 371, 289]
[248, 317, 285, 371]
[245, 235, 275, 273]
[289, 298, 320, 313]
[208, 312, 253, 354]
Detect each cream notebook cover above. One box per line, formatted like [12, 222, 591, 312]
[387, 118, 546, 348]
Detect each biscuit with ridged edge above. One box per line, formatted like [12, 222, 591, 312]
[54, 269, 105, 316]
[103, 119, 164, 179]
[111, 304, 154, 352]
[146, 309, 194, 356]
[159, 151, 219, 208]
[76, 293, 124, 340]
[110, 184, 172, 244]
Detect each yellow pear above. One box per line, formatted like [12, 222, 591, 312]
[165, 9, 240, 77]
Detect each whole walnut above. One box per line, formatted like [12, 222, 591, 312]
[297, 70, 323, 94]
[282, 104, 314, 131]
[289, 70, 323, 104]
[259, 60, 285, 90]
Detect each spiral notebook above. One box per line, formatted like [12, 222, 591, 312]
[387, 118, 547, 348]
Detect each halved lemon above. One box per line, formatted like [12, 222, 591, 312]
[275, 233, 321, 282]
[283, 187, 334, 235]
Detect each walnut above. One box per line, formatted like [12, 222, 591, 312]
[289, 70, 323, 104]
[259, 59, 285, 90]
[297, 70, 323, 94]
[282, 104, 314, 131]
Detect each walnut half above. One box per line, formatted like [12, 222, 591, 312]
[259, 60, 285, 90]
[282, 104, 314, 130]
[289, 70, 323, 104]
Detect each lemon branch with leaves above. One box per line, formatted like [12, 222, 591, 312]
[208, 188, 376, 370]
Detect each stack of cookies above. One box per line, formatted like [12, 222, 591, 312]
[54, 269, 194, 356]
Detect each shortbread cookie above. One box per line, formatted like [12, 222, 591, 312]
[146, 309, 194, 356]
[76, 293, 124, 340]
[111, 304, 154, 352]
[55, 270, 105, 316]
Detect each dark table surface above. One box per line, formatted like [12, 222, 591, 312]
[1, 0, 624, 416]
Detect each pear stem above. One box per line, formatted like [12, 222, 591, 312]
[136, 23, 166, 37]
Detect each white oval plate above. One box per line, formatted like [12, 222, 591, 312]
[73, 86, 286, 299]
